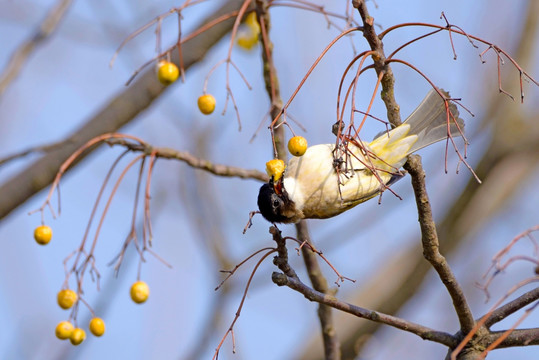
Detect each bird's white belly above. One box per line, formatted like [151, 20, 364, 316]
[283, 144, 391, 219]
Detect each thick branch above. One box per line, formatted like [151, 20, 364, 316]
[485, 287, 539, 328]
[0, 0, 246, 220]
[353, 0, 401, 125]
[272, 270, 457, 348]
[405, 155, 475, 333]
[355, 0, 475, 335]
[270, 227, 456, 348]
[257, 2, 342, 357]
[309, 1, 539, 359]
[488, 328, 539, 348]
[255, 0, 286, 158]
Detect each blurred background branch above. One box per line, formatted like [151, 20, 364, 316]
[0, 0, 74, 98]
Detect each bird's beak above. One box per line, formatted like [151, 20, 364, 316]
[271, 177, 283, 195]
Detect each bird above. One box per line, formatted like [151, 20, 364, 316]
[257, 89, 464, 224]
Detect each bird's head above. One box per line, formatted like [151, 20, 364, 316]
[257, 177, 298, 224]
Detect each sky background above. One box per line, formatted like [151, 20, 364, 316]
[0, 1, 538, 359]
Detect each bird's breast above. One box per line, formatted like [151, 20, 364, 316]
[283, 143, 393, 219]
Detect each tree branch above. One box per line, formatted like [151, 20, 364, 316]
[256, 2, 342, 358]
[354, 0, 476, 334]
[270, 227, 456, 347]
[485, 286, 539, 328]
[488, 328, 539, 348]
[0, 0, 246, 220]
[405, 155, 475, 333]
[0, 0, 74, 97]
[296, 221, 341, 360]
[272, 269, 457, 348]
[105, 137, 267, 181]
[353, 0, 401, 125]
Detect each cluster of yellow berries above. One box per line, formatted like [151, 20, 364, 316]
[55, 318, 105, 345]
[34, 218, 150, 346]
[36, 228, 151, 345]
[55, 289, 105, 345]
[155, 60, 216, 115]
[53, 281, 149, 345]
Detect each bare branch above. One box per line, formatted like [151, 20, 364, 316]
[270, 225, 457, 348]
[353, 0, 401, 125]
[405, 155, 475, 334]
[355, 0, 476, 334]
[105, 138, 267, 182]
[272, 270, 457, 348]
[0, 0, 247, 221]
[484, 282, 539, 328]
[296, 221, 341, 360]
[487, 328, 539, 348]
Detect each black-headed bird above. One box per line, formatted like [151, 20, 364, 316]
[257, 89, 464, 224]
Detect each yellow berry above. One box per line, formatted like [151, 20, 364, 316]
[34, 225, 52, 245]
[55, 321, 74, 340]
[70, 328, 86, 346]
[157, 61, 179, 85]
[89, 317, 105, 337]
[288, 136, 308, 157]
[197, 94, 216, 115]
[245, 12, 260, 32]
[237, 12, 260, 50]
[57, 289, 78, 310]
[130, 281, 149, 304]
[237, 35, 258, 50]
[265, 159, 286, 181]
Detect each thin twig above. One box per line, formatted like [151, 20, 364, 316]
[105, 137, 267, 182]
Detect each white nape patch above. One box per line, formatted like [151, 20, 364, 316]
[283, 177, 305, 211]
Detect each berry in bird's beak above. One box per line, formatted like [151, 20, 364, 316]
[265, 159, 285, 181]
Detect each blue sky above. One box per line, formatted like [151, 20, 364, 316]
[0, 1, 538, 359]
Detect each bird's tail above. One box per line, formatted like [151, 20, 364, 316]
[403, 88, 464, 154]
[368, 88, 464, 168]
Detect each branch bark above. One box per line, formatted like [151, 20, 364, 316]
[404, 155, 475, 333]
[296, 221, 341, 360]
[484, 287, 539, 328]
[272, 265, 457, 348]
[356, 0, 475, 334]
[307, 1, 539, 359]
[257, 1, 342, 358]
[105, 138, 267, 181]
